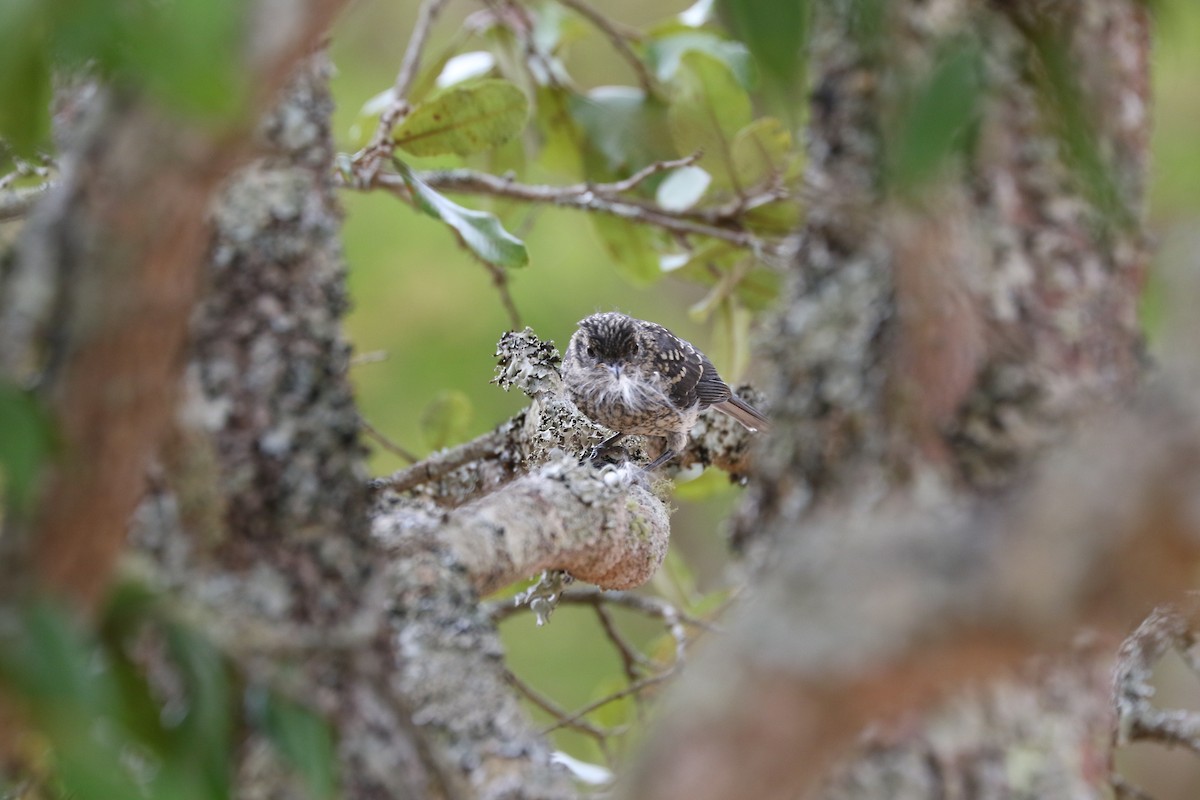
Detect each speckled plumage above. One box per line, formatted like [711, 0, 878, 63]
[562, 312, 768, 469]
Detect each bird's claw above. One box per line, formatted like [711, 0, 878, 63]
[582, 442, 629, 466]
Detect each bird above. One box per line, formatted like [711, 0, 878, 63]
[561, 312, 768, 470]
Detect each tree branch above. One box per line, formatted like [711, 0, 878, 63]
[554, 0, 658, 96]
[1114, 603, 1200, 756]
[377, 455, 672, 596]
[363, 168, 782, 254]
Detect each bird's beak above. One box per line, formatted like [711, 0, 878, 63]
[608, 363, 621, 379]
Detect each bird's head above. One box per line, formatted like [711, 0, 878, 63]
[569, 312, 643, 378]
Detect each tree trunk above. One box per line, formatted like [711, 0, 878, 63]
[620, 2, 1183, 799]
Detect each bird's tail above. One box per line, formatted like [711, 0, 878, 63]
[713, 395, 770, 433]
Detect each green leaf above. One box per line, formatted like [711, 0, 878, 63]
[734, 264, 782, 311]
[712, 297, 752, 381]
[570, 87, 674, 176]
[0, 600, 103, 710]
[255, 691, 338, 800]
[660, 239, 742, 277]
[655, 165, 711, 211]
[397, 162, 529, 269]
[645, 30, 756, 88]
[131, 0, 246, 119]
[731, 117, 793, 188]
[394, 79, 529, 158]
[590, 215, 661, 285]
[743, 198, 803, 236]
[533, 85, 585, 176]
[420, 390, 474, 451]
[667, 51, 753, 189]
[718, 0, 809, 99]
[0, 381, 55, 513]
[163, 622, 233, 797]
[886, 39, 983, 192]
[1025, 28, 1129, 225]
[663, 243, 782, 311]
[0, 0, 52, 154]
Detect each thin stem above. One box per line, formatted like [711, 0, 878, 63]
[366, 169, 771, 252]
[555, 0, 658, 96]
[391, 0, 451, 115]
[506, 670, 614, 743]
[371, 427, 509, 494]
[360, 417, 419, 464]
[542, 671, 674, 735]
[481, 259, 524, 329]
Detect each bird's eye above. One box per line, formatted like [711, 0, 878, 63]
[586, 345, 595, 358]
[630, 342, 639, 355]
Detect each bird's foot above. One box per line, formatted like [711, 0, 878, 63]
[583, 442, 630, 466]
[641, 449, 677, 473]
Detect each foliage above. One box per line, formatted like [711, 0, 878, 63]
[0, 0, 245, 155]
[0, 588, 337, 800]
[0, 382, 54, 514]
[347, 0, 811, 371]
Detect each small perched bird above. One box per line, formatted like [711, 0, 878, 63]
[562, 312, 768, 470]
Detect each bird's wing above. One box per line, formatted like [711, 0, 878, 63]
[644, 323, 731, 409]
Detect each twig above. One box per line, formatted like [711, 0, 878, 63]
[392, 0, 451, 109]
[484, 0, 569, 92]
[356, 0, 451, 176]
[554, 0, 658, 96]
[1114, 603, 1200, 756]
[359, 417, 419, 464]
[371, 426, 509, 494]
[506, 670, 614, 744]
[350, 350, 390, 366]
[488, 587, 718, 634]
[600, 153, 699, 193]
[593, 602, 654, 682]
[542, 671, 674, 735]
[367, 169, 772, 252]
[481, 258, 524, 329]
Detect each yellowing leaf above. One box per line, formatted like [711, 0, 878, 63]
[420, 390, 474, 451]
[394, 79, 529, 158]
[731, 117, 792, 188]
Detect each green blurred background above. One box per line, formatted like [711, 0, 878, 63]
[328, 0, 1200, 776]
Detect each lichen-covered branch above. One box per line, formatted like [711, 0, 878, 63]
[373, 328, 768, 508]
[376, 457, 670, 596]
[1114, 604, 1200, 757]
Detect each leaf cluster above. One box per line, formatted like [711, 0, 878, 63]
[0, 0, 246, 157]
[348, 0, 812, 367]
[0, 588, 336, 800]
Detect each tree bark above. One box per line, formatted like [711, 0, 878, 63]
[620, 1, 1177, 799]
